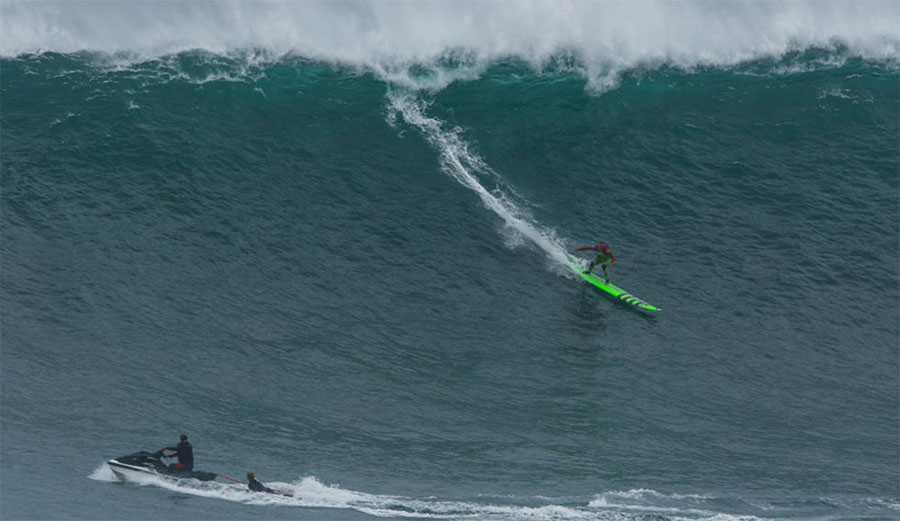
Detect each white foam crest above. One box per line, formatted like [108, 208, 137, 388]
[593, 489, 713, 503]
[387, 91, 578, 271]
[589, 489, 726, 517]
[817, 86, 856, 100]
[372, 60, 489, 93]
[3, 0, 898, 89]
[670, 515, 764, 521]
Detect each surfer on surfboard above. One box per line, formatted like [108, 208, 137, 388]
[573, 242, 615, 283]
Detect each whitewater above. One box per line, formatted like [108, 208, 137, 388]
[3, 0, 898, 83]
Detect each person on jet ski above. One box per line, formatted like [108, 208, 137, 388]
[161, 434, 194, 472]
[247, 471, 275, 494]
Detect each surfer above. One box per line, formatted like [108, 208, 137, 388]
[573, 242, 616, 283]
[161, 434, 194, 472]
[247, 472, 277, 494]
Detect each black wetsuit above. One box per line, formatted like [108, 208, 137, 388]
[249, 477, 274, 493]
[164, 441, 194, 471]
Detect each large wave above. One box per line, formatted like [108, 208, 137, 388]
[3, 0, 898, 90]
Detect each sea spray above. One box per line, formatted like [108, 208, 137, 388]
[3, 1, 897, 91]
[386, 90, 577, 271]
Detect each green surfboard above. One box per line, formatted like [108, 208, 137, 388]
[568, 262, 661, 313]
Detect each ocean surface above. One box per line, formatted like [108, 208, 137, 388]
[1, 2, 898, 520]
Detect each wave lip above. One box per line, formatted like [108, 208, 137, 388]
[4, 0, 898, 75]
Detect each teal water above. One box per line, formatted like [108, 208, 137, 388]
[2, 3, 899, 520]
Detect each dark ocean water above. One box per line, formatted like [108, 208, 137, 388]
[1, 7, 899, 520]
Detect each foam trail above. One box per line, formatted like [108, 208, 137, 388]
[95, 470, 783, 521]
[388, 91, 578, 271]
[99, 470, 599, 519]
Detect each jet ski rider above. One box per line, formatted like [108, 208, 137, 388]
[161, 434, 194, 472]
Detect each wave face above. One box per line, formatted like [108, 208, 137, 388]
[1, 3, 899, 521]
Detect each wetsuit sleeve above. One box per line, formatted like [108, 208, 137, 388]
[608, 251, 616, 265]
[573, 246, 593, 251]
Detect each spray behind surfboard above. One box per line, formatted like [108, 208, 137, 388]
[387, 90, 579, 272]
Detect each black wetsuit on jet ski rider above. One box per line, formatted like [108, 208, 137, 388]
[247, 472, 275, 493]
[161, 434, 194, 472]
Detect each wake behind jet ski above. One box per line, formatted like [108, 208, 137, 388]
[107, 449, 218, 483]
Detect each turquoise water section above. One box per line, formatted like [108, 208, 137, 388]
[1, 51, 898, 520]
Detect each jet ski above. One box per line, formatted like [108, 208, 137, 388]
[107, 450, 218, 483]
